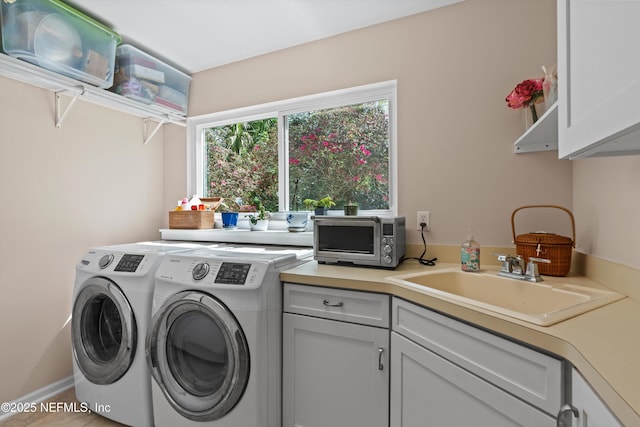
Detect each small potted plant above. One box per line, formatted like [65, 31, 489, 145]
[303, 196, 336, 216]
[220, 198, 240, 229]
[343, 201, 358, 216]
[247, 195, 269, 231]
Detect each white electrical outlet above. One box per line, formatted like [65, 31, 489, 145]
[417, 211, 430, 231]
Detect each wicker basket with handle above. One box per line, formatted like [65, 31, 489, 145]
[511, 205, 575, 276]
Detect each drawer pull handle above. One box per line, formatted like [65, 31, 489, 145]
[378, 348, 385, 371]
[322, 299, 344, 308]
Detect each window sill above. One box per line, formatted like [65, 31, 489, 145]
[159, 228, 313, 247]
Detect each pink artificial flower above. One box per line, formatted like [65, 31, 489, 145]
[505, 78, 544, 109]
[289, 158, 300, 164]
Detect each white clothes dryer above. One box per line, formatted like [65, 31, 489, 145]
[146, 244, 312, 427]
[71, 241, 203, 427]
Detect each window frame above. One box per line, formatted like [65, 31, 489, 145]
[187, 80, 398, 215]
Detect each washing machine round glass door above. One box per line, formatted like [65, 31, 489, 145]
[147, 290, 250, 422]
[72, 277, 137, 385]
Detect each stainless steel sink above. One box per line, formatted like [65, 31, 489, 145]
[387, 269, 624, 326]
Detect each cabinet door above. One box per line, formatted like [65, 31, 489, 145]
[570, 368, 622, 427]
[392, 298, 562, 415]
[390, 332, 555, 427]
[282, 313, 389, 427]
[558, 0, 640, 158]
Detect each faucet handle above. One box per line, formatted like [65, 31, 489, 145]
[528, 257, 551, 264]
[493, 253, 509, 262]
[493, 253, 516, 262]
[524, 257, 550, 282]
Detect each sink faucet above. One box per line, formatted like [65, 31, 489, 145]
[494, 254, 551, 282]
[496, 254, 524, 274]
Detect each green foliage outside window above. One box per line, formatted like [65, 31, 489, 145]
[204, 119, 279, 211]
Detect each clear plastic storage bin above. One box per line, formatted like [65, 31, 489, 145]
[112, 44, 191, 115]
[0, 0, 120, 88]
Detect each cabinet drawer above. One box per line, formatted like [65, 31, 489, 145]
[284, 283, 389, 328]
[392, 297, 562, 415]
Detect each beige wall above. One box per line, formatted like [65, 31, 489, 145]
[0, 78, 168, 402]
[573, 157, 640, 270]
[181, 0, 570, 248]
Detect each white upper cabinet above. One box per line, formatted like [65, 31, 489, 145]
[558, 0, 640, 159]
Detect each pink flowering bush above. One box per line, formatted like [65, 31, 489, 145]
[288, 101, 390, 210]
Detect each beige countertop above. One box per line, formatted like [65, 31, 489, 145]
[281, 260, 640, 425]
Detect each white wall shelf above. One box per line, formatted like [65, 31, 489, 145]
[0, 53, 186, 144]
[513, 101, 558, 154]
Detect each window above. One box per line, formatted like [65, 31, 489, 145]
[188, 81, 397, 215]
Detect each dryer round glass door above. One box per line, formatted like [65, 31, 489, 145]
[72, 277, 137, 385]
[147, 291, 250, 422]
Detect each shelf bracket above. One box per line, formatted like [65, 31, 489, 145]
[55, 86, 85, 128]
[143, 117, 169, 146]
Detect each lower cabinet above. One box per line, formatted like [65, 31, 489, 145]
[390, 297, 559, 426]
[564, 368, 622, 427]
[390, 332, 555, 426]
[282, 283, 390, 427]
[282, 284, 623, 426]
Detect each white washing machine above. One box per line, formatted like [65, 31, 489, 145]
[146, 244, 312, 427]
[71, 241, 204, 427]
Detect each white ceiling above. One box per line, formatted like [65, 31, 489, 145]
[65, 0, 462, 74]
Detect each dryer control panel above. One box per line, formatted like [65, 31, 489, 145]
[157, 256, 270, 290]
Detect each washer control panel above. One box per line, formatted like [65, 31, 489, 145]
[114, 254, 146, 272]
[78, 250, 156, 276]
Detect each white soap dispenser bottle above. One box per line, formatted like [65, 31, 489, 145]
[461, 230, 480, 272]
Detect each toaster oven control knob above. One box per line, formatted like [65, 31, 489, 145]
[384, 255, 393, 264]
[192, 262, 210, 280]
[99, 254, 114, 269]
[383, 244, 393, 255]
